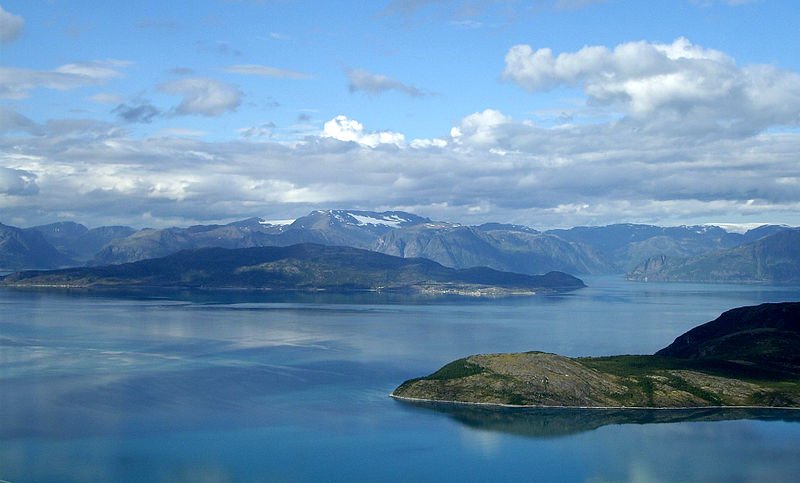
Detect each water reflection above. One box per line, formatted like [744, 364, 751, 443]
[397, 400, 800, 438]
[1, 285, 571, 306]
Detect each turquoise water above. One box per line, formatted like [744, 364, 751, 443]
[1, 277, 799, 482]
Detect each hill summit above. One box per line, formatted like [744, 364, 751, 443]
[392, 302, 800, 408]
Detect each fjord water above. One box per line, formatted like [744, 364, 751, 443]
[2, 277, 799, 482]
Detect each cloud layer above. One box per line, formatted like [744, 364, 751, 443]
[225, 64, 312, 80]
[0, 60, 130, 99]
[2, 102, 799, 228]
[2, 37, 799, 229]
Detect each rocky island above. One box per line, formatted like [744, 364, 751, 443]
[393, 302, 800, 408]
[0, 243, 585, 296]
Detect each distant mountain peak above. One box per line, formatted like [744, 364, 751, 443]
[301, 209, 430, 229]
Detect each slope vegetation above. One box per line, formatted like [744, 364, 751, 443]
[393, 302, 800, 408]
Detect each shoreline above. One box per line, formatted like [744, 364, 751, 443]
[0, 283, 543, 298]
[389, 393, 800, 411]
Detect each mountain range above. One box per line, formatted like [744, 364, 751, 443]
[1, 209, 795, 278]
[627, 228, 800, 283]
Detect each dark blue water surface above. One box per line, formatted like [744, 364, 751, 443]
[1, 277, 799, 482]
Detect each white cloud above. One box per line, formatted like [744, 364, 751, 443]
[0, 60, 130, 99]
[410, 138, 448, 149]
[346, 68, 427, 97]
[225, 64, 311, 80]
[450, 109, 514, 147]
[322, 115, 405, 147]
[503, 37, 800, 135]
[0, 5, 23, 43]
[159, 78, 242, 116]
[54, 60, 130, 80]
[0, 167, 38, 196]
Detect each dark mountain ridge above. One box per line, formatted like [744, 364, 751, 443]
[28, 222, 135, 262]
[0, 223, 74, 270]
[0, 243, 585, 294]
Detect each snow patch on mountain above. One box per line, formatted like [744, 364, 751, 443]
[259, 219, 295, 226]
[705, 223, 773, 234]
[349, 213, 413, 228]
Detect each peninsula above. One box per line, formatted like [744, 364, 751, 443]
[392, 302, 800, 408]
[0, 243, 585, 295]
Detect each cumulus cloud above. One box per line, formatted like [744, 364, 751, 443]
[503, 37, 800, 136]
[0, 60, 130, 99]
[159, 78, 242, 116]
[322, 115, 405, 147]
[0, 167, 38, 196]
[346, 68, 427, 97]
[0, 5, 23, 43]
[225, 64, 312, 80]
[450, 109, 514, 147]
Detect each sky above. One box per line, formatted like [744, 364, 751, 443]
[1, 0, 799, 229]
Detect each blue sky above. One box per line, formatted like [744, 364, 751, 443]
[1, 0, 799, 229]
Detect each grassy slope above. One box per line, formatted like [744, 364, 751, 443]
[393, 353, 800, 408]
[393, 303, 800, 408]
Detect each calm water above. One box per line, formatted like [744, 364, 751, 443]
[1, 277, 799, 482]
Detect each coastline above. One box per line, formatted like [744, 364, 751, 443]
[389, 393, 800, 411]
